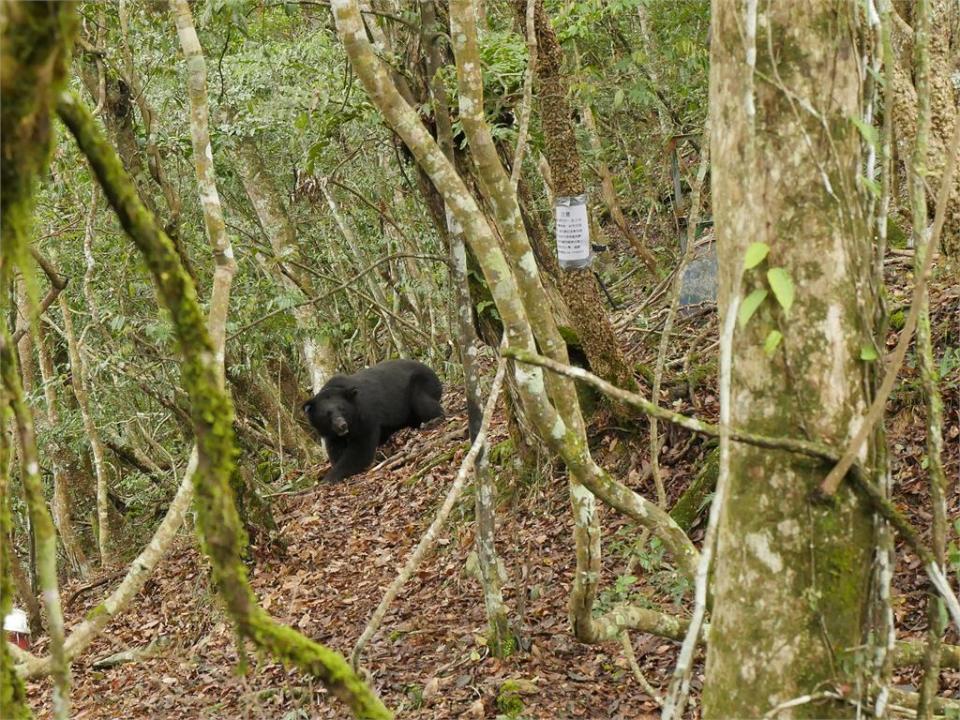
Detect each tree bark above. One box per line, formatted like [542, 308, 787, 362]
[518, 0, 638, 402]
[234, 136, 336, 394]
[908, 4, 949, 715]
[59, 291, 113, 566]
[703, 2, 882, 716]
[889, 0, 960, 255]
[422, 0, 511, 655]
[35, 322, 93, 579]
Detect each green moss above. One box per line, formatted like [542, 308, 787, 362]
[557, 324, 581, 347]
[886, 217, 908, 249]
[496, 689, 525, 716]
[669, 446, 719, 531]
[889, 309, 906, 330]
[488, 631, 518, 659]
[488, 438, 515, 465]
[84, 603, 109, 622]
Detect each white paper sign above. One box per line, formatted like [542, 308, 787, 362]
[555, 194, 591, 266]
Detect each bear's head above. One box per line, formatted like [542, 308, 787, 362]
[302, 382, 360, 438]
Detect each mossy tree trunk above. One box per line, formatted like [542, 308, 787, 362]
[703, 2, 883, 716]
[517, 0, 639, 405]
[55, 8, 388, 713]
[57, 88, 390, 720]
[332, 0, 698, 665]
[889, 0, 960, 255]
[0, 4, 77, 714]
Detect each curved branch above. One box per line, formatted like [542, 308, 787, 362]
[56, 92, 390, 719]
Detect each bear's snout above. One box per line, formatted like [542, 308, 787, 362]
[332, 417, 349, 436]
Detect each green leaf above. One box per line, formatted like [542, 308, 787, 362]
[743, 242, 770, 269]
[860, 174, 881, 198]
[764, 330, 783, 357]
[860, 344, 879, 361]
[851, 115, 879, 149]
[738, 289, 768, 329]
[613, 88, 625, 108]
[766, 267, 795, 313]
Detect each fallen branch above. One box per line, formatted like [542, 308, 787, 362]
[894, 639, 960, 669]
[369, 424, 466, 474]
[351, 359, 506, 670]
[65, 569, 126, 609]
[91, 636, 171, 669]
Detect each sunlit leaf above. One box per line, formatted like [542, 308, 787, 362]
[743, 242, 770, 269]
[767, 267, 795, 313]
[764, 330, 783, 357]
[738, 289, 768, 329]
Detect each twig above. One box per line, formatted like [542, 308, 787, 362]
[66, 570, 125, 609]
[350, 359, 507, 670]
[650, 122, 709, 507]
[368, 425, 466, 473]
[227, 252, 448, 341]
[11, 251, 70, 345]
[662, 293, 738, 720]
[620, 632, 664, 706]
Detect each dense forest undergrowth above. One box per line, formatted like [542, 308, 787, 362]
[25, 245, 960, 719]
[5, 1, 960, 718]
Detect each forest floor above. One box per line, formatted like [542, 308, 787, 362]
[26, 252, 960, 719]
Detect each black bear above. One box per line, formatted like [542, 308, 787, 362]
[302, 359, 444, 482]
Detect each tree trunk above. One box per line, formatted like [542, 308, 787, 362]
[703, 2, 882, 716]
[422, 0, 511, 655]
[1, 9, 77, 713]
[519, 0, 638, 402]
[889, 0, 960, 255]
[35, 323, 93, 579]
[7, 543, 43, 635]
[60, 291, 113, 566]
[234, 136, 336, 394]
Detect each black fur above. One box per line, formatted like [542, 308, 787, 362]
[302, 359, 444, 482]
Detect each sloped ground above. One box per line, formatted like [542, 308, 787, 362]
[28, 400, 669, 719]
[26, 260, 960, 719]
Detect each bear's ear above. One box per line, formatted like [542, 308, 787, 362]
[344, 386, 359, 400]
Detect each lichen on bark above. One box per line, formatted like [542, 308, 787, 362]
[703, 2, 883, 716]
